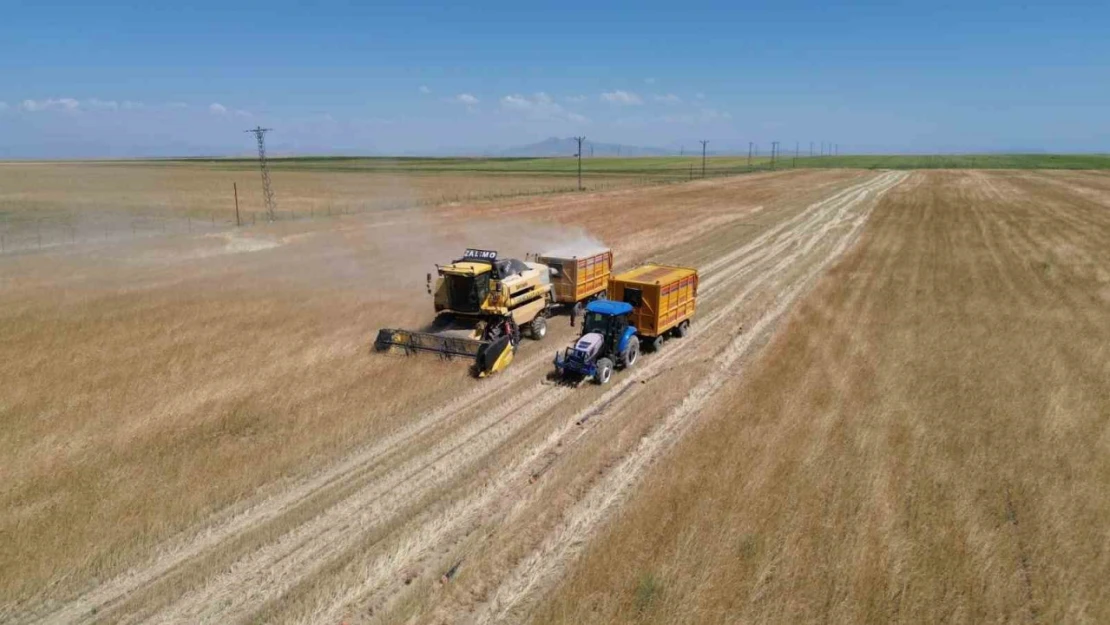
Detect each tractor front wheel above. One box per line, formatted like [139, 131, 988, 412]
[594, 358, 614, 384]
[621, 336, 640, 368]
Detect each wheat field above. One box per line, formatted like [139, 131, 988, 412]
[533, 169, 1110, 624]
[2, 164, 873, 621]
[4, 165, 1108, 624]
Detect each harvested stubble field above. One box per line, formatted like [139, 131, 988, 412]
[2, 164, 1107, 624]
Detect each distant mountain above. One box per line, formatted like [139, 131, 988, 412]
[498, 137, 672, 158]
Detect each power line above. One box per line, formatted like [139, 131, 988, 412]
[245, 126, 276, 221]
[699, 139, 709, 178]
[572, 136, 586, 191]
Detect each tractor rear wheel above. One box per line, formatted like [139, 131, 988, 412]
[621, 336, 640, 368]
[529, 316, 547, 340]
[594, 358, 614, 384]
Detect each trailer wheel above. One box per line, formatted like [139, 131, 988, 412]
[648, 335, 665, 352]
[621, 336, 640, 368]
[529, 316, 547, 340]
[675, 320, 690, 338]
[594, 358, 614, 384]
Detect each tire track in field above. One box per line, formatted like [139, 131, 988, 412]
[298, 171, 907, 623]
[473, 170, 908, 624]
[24, 172, 890, 625]
[26, 337, 563, 624]
[140, 175, 878, 622]
[147, 171, 903, 624]
[28, 174, 773, 624]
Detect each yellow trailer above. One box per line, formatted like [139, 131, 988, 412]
[607, 263, 698, 349]
[535, 248, 612, 305]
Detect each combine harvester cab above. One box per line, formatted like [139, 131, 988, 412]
[375, 248, 554, 377]
[554, 263, 698, 384]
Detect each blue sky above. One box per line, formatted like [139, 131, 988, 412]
[2, 1, 1108, 157]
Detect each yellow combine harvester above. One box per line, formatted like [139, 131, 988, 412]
[375, 248, 558, 377]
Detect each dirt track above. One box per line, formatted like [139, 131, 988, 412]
[2, 168, 912, 624]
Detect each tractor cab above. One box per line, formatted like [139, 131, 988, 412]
[554, 299, 640, 384]
[580, 300, 632, 351]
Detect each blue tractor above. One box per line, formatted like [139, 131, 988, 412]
[553, 300, 640, 384]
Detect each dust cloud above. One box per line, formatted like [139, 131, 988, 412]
[358, 183, 607, 292]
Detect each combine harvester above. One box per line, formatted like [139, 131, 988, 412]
[554, 263, 698, 384]
[375, 247, 612, 377]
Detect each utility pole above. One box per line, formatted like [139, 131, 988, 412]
[794, 142, 799, 168]
[699, 139, 709, 177]
[245, 126, 276, 221]
[770, 141, 779, 169]
[747, 141, 753, 167]
[573, 136, 586, 191]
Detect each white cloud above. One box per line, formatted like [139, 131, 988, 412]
[234, 109, 252, 118]
[15, 97, 155, 113]
[660, 107, 733, 124]
[419, 85, 431, 94]
[86, 98, 119, 110]
[499, 92, 588, 123]
[563, 95, 587, 103]
[452, 93, 479, 105]
[21, 97, 80, 112]
[601, 90, 643, 106]
[695, 92, 706, 100]
[645, 77, 656, 84]
[168, 102, 188, 109]
[209, 102, 228, 114]
[0, 101, 7, 111]
[501, 94, 530, 110]
[653, 93, 682, 104]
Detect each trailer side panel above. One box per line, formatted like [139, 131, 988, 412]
[609, 264, 698, 337]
